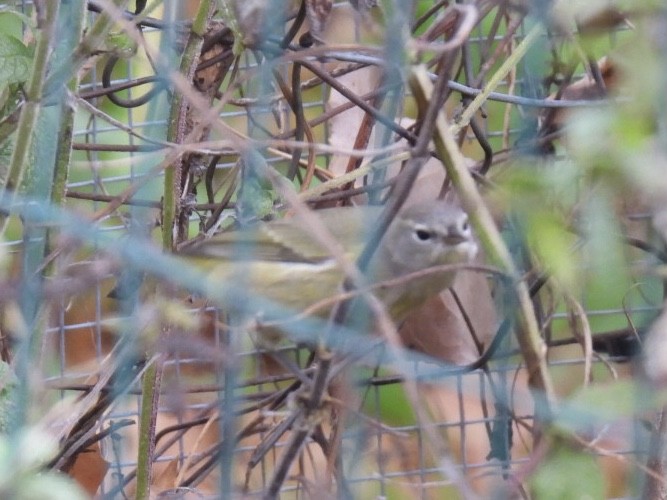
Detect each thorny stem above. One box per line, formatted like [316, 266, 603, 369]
[163, 0, 215, 250]
[135, 357, 164, 500]
[0, 1, 59, 232]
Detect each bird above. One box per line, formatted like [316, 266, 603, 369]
[181, 201, 477, 343]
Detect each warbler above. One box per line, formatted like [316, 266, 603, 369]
[182, 201, 477, 340]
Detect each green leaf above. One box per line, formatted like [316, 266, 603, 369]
[0, 10, 35, 38]
[15, 474, 89, 500]
[531, 446, 605, 500]
[555, 380, 667, 432]
[362, 379, 416, 426]
[0, 429, 88, 499]
[526, 210, 577, 288]
[0, 360, 17, 433]
[0, 33, 31, 86]
[581, 195, 637, 332]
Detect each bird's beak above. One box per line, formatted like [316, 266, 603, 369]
[443, 233, 468, 245]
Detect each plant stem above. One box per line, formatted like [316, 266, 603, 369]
[410, 65, 556, 411]
[163, 0, 214, 250]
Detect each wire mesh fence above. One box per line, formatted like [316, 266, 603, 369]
[0, 0, 665, 499]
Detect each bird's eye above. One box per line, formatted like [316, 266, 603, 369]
[415, 229, 432, 241]
[461, 220, 469, 231]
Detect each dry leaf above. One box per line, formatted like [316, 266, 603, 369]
[66, 442, 109, 496]
[540, 56, 618, 136]
[326, 65, 382, 179]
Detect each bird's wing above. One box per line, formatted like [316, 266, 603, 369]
[263, 205, 381, 260]
[182, 205, 382, 263]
